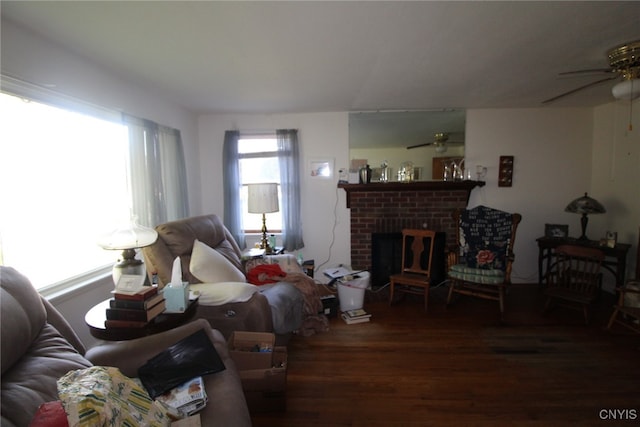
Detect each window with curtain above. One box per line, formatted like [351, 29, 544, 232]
[0, 83, 189, 292]
[223, 129, 304, 251]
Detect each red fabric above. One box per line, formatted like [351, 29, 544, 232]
[247, 264, 286, 285]
[29, 401, 68, 427]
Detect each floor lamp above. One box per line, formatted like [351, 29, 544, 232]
[247, 183, 279, 254]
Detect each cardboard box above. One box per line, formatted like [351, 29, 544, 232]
[227, 331, 275, 370]
[239, 346, 287, 413]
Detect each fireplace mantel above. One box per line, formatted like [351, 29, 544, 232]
[338, 180, 484, 208]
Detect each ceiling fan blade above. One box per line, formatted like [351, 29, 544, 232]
[542, 76, 618, 104]
[558, 68, 615, 76]
[406, 142, 432, 150]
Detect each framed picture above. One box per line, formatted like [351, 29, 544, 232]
[309, 158, 334, 179]
[545, 223, 569, 238]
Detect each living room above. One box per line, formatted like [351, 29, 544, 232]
[1, 3, 639, 423]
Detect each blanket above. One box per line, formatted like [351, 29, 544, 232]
[248, 265, 329, 336]
[282, 272, 329, 336]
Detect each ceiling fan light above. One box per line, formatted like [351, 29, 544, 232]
[612, 79, 640, 100]
[434, 143, 447, 153]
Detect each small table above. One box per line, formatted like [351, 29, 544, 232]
[85, 298, 198, 341]
[536, 236, 631, 288]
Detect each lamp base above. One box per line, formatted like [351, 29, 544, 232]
[112, 248, 147, 286]
[578, 213, 589, 241]
[259, 213, 274, 254]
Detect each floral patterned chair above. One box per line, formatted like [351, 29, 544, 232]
[446, 206, 522, 319]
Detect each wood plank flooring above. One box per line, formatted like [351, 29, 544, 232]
[251, 284, 640, 426]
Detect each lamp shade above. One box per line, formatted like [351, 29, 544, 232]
[565, 193, 606, 215]
[612, 79, 640, 101]
[247, 183, 279, 214]
[98, 217, 158, 250]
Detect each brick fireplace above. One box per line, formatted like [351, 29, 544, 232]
[339, 181, 483, 272]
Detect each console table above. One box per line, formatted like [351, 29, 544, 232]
[536, 236, 631, 288]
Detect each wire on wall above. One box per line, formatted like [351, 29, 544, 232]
[315, 185, 341, 274]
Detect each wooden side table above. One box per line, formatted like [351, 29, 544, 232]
[536, 236, 631, 289]
[85, 298, 198, 341]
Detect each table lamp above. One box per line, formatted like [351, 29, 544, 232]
[98, 216, 158, 286]
[565, 192, 606, 241]
[247, 183, 279, 254]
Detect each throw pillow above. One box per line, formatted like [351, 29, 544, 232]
[190, 239, 246, 283]
[189, 282, 259, 305]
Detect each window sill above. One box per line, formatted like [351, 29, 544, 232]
[41, 266, 112, 304]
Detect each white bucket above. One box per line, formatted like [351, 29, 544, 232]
[337, 272, 370, 311]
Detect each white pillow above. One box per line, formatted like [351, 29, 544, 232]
[189, 282, 259, 306]
[190, 239, 245, 283]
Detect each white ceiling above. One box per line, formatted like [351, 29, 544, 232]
[2, 1, 639, 114]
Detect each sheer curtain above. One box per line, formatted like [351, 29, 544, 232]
[222, 130, 246, 248]
[124, 114, 189, 227]
[277, 129, 305, 251]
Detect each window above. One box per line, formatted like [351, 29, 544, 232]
[238, 136, 283, 232]
[0, 87, 189, 292]
[0, 92, 130, 290]
[223, 129, 304, 251]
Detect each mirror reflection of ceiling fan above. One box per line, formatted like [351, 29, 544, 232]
[407, 132, 464, 152]
[543, 40, 640, 104]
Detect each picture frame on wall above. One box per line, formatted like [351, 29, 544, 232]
[545, 224, 569, 238]
[309, 158, 334, 179]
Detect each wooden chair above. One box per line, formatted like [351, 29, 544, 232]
[607, 227, 640, 333]
[389, 229, 437, 312]
[543, 244, 604, 325]
[446, 206, 522, 319]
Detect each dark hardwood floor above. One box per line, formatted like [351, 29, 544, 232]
[251, 284, 640, 426]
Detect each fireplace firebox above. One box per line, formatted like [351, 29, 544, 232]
[371, 231, 446, 289]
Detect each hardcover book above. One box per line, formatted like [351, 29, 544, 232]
[106, 299, 166, 322]
[112, 286, 158, 301]
[341, 312, 371, 324]
[109, 293, 164, 310]
[344, 308, 371, 319]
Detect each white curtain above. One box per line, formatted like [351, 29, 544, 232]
[124, 114, 189, 227]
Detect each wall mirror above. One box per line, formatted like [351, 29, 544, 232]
[348, 110, 466, 181]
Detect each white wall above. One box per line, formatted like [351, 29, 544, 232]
[201, 108, 583, 286]
[465, 108, 595, 283]
[197, 113, 351, 275]
[592, 101, 640, 277]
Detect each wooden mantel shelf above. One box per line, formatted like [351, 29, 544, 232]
[338, 180, 485, 208]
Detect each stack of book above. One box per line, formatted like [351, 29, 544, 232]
[106, 286, 166, 328]
[341, 308, 371, 324]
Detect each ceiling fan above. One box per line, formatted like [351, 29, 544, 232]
[543, 40, 640, 104]
[407, 132, 464, 151]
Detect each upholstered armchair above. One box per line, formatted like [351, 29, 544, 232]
[446, 205, 522, 319]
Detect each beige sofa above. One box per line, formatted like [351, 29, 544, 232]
[0, 266, 251, 427]
[143, 214, 309, 342]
